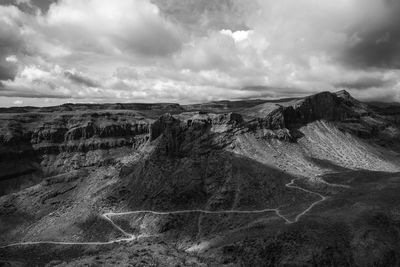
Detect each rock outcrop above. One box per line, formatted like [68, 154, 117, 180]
[0, 91, 398, 195]
[244, 90, 396, 143]
[282, 91, 359, 126]
[0, 112, 154, 194]
[254, 91, 365, 129]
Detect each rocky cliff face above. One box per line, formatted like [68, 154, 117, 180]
[283, 91, 361, 126]
[118, 111, 299, 218]
[253, 91, 366, 129]
[0, 111, 153, 195]
[1, 91, 398, 195]
[243, 90, 400, 146]
[0, 110, 247, 195]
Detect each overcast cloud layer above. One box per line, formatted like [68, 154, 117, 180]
[0, 0, 399, 106]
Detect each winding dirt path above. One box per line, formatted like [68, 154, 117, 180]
[285, 179, 327, 222]
[0, 176, 345, 249]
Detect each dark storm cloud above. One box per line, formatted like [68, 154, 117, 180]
[0, 0, 32, 12]
[0, 87, 72, 98]
[1, 0, 56, 14]
[343, 0, 400, 69]
[1, 0, 400, 105]
[344, 31, 400, 69]
[0, 62, 18, 81]
[242, 86, 309, 96]
[0, 19, 23, 81]
[0, 19, 24, 54]
[64, 71, 99, 88]
[334, 76, 392, 90]
[31, 0, 55, 13]
[151, 0, 250, 33]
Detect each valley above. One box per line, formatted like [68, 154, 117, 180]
[1, 90, 400, 266]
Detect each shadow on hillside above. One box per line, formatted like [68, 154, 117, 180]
[106, 127, 327, 244]
[306, 156, 353, 173]
[321, 169, 400, 186]
[0, 209, 36, 246]
[0, 142, 44, 196]
[117, 148, 319, 213]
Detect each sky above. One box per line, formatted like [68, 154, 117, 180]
[0, 0, 400, 107]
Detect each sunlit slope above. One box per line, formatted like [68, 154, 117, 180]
[234, 120, 399, 178]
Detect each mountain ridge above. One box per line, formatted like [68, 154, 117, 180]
[3, 90, 398, 113]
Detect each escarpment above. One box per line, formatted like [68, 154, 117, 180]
[1, 115, 151, 155]
[0, 110, 247, 194]
[0, 112, 152, 194]
[148, 112, 244, 157]
[1, 90, 399, 196]
[251, 91, 365, 129]
[245, 90, 399, 143]
[120, 111, 296, 213]
[282, 91, 361, 126]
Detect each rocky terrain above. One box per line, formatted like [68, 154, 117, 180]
[1, 90, 400, 266]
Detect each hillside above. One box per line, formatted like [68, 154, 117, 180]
[1, 90, 400, 266]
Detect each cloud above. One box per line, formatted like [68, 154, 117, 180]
[220, 29, 253, 43]
[2, 64, 87, 99]
[335, 76, 392, 90]
[0, 85, 73, 99]
[44, 0, 182, 57]
[341, 0, 400, 69]
[0, 6, 26, 81]
[152, 0, 252, 33]
[5, 55, 18, 63]
[0, 63, 17, 81]
[1, 0, 36, 14]
[64, 70, 99, 88]
[31, 0, 54, 13]
[1, 0, 400, 106]
[174, 31, 241, 71]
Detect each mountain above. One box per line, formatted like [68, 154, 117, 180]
[1, 91, 400, 266]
